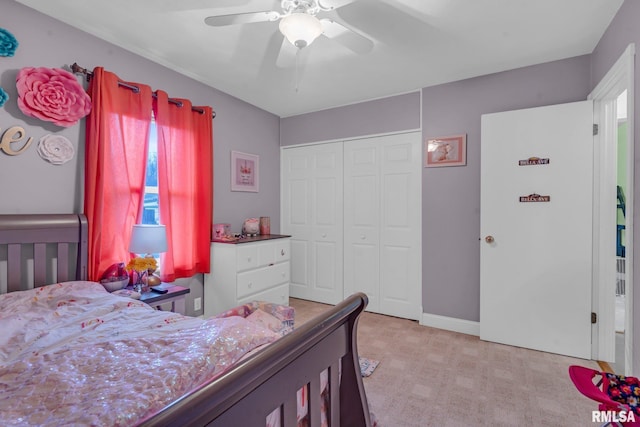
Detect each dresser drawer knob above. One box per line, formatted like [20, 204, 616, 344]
[248, 282, 253, 288]
[247, 257, 252, 263]
[281, 249, 285, 256]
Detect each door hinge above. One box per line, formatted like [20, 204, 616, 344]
[593, 124, 599, 136]
[591, 312, 597, 324]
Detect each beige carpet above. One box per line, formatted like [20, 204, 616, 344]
[290, 298, 601, 427]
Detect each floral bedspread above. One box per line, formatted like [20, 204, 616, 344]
[0, 281, 278, 426]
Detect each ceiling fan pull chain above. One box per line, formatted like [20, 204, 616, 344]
[295, 48, 300, 93]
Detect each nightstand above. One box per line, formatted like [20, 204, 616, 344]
[139, 283, 190, 315]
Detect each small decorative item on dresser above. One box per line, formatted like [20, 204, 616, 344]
[213, 223, 231, 239]
[242, 218, 260, 236]
[259, 217, 270, 235]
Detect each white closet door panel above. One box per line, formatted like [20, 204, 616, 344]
[381, 245, 413, 315]
[379, 134, 422, 320]
[289, 239, 310, 297]
[315, 241, 339, 289]
[347, 242, 379, 308]
[285, 150, 311, 176]
[384, 173, 411, 228]
[310, 145, 343, 304]
[282, 142, 343, 305]
[344, 132, 421, 320]
[315, 178, 339, 226]
[353, 175, 379, 226]
[344, 141, 380, 311]
[288, 180, 308, 225]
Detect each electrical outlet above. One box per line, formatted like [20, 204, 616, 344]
[194, 297, 202, 311]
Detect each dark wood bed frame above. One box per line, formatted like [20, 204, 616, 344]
[0, 213, 372, 427]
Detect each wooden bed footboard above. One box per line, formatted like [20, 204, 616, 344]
[140, 292, 372, 427]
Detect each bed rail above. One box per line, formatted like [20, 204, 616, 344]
[0, 213, 88, 293]
[140, 293, 371, 427]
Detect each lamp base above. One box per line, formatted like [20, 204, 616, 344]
[147, 274, 161, 286]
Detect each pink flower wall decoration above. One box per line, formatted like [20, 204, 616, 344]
[16, 67, 91, 127]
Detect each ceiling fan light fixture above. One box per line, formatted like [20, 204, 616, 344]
[279, 12, 323, 49]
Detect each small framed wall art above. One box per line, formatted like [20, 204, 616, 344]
[231, 150, 259, 192]
[425, 134, 467, 167]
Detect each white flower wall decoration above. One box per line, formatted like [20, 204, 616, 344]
[37, 134, 74, 165]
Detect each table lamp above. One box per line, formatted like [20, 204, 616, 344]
[129, 224, 167, 287]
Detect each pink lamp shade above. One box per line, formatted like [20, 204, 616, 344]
[129, 224, 167, 255]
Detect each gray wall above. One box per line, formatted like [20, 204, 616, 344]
[589, 0, 640, 375]
[280, 91, 421, 146]
[1, 1, 281, 316]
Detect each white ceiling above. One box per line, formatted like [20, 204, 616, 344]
[16, 0, 623, 117]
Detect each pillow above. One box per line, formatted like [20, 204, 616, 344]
[247, 309, 286, 334]
[605, 373, 640, 414]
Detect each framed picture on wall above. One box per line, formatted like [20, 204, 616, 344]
[231, 151, 259, 192]
[425, 134, 467, 167]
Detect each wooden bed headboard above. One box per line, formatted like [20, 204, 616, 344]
[0, 214, 88, 294]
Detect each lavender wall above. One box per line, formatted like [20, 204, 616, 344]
[590, 0, 640, 375]
[1, 1, 281, 316]
[280, 91, 421, 146]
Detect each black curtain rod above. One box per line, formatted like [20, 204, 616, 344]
[70, 63, 216, 119]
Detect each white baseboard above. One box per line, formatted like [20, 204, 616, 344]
[420, 312, 480, 336]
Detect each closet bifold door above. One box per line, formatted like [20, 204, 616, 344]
[281, 142, 344, 305]
[343, 132, 422, 320]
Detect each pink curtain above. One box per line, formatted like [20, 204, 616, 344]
[154, 90, 213, 281]
[84, 68, 153, 281]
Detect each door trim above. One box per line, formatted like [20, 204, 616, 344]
[588, 43, 635, 373]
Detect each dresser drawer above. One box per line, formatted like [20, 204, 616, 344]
[237, 262, 290, 299]
[238, 283, 289, 307]
[236, 245, 259, 271]
[273, 239, 290, 263]
[257, 239, 291, 267]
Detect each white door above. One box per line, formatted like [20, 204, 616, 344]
[480, 101, 593, 359]
[281, 143, 344, 304]
[344, 132, 422, 320]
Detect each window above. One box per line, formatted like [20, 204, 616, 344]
[142, 120, 159, 226]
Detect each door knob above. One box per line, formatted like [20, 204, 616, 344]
[485, 235, 495, 244]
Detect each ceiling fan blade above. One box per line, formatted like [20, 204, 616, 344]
[318, 0, 360, 11]
[320, 19, 374, 54]
[155, 0, 254, 11]
[258, 31, 304, 89]
[204, 10, 280, 27]
[259, 30, 286, 74]
[276, 37, 299, 69]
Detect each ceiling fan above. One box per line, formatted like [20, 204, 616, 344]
[204, 0, 374, 54]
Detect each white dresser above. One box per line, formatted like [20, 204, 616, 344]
[203, 236, 290, 318]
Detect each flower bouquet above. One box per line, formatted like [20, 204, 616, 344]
[126, 257, 158, 293]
